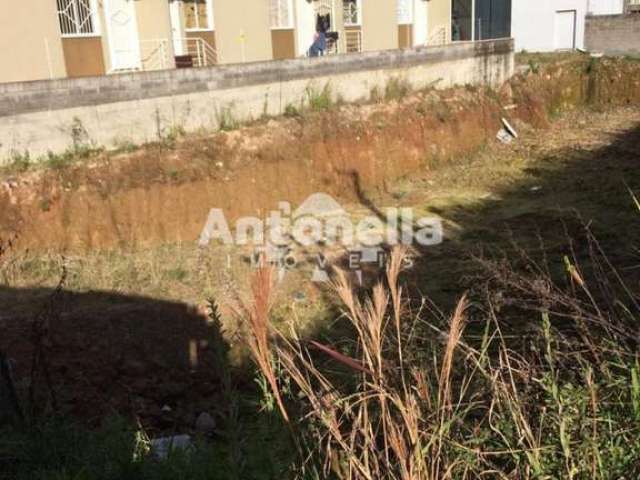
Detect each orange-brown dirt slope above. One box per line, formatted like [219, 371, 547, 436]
[3, 56, 639, 253]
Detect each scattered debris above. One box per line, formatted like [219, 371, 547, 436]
[530, 185, 542, 192]
[497, 117, 519, 144]
[496, 128, 514, 144]
[503, 104, 518, 110]
[161, 405, 172, 413]
[501, 118, 518, 138]
[150, 434, 192, 460]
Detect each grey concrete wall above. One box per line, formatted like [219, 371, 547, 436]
[0, 39, 514, 162]
[585, 14, 640, 55]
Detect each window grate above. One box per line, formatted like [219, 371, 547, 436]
[397, 0, 413, 25]
[270, 0, 293, 29]
[57, 0, 97, 36]
[343, 0, 361, 26]
[184, 0, 213, 31]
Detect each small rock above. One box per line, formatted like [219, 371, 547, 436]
[195, 412, 216, 434]
[161, 404, 172, 413]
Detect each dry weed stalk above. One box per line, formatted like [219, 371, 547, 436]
[271, 247, 473, 479]
[241, 220, 640, 479]
[231, 265, 289, 422]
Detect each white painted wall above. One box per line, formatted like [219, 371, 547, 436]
[587, 0, 624, 15]
[0, 41, 514, 160]
[296, 0, 316, 56]
[512, 0, 587, 51]
[413, 0, 429, 46]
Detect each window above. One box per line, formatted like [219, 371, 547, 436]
[57, 0, 99, 36]
[184, 0, 214, 30]
[270, 0, 294, 29]
[343, 0, 361, 26]
[397, 0, 413, 24]
[452, 0, 472, 41]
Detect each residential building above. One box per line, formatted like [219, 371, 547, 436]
[512, 0, 587, 51]
[586, 0, 640, 14]
[587, 0, 625, 15]
[1, 0, 463, 85]
[451, 0, 511, 41]
[510, 0, 640, 52]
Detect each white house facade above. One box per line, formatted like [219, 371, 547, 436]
[512, 0, 587, 51]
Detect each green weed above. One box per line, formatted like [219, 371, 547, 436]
[305, 83, 333, 112]
[384, 76, 411, 101]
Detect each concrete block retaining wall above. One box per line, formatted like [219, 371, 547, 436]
[586, 14, 640, 56]
[0, 39, 514, 162]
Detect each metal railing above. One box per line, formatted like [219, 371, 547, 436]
[57, 0, 98, 36]
[139, 39, 172, 71]
[181, 37, 218, 67]
[113, 37, 218, 74]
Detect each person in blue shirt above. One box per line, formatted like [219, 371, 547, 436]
[308, 14, 330, 57]
[309, 30, 327, 57]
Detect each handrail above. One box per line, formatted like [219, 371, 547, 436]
[139, 39, 172, 71]
[180, 37, 218, 67]
[112, 37, 218, 74]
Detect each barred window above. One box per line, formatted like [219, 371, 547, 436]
[184, 0, 213, 30]
[270, 0, 293, 29]
[343, 0, 361, 26]
[397, 0, 413, 24]
[57, 0, 98, 36]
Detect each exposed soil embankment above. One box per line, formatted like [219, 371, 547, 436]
[2, 55, 640, 252]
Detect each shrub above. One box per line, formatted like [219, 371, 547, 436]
[385, 77, 411, 101]
[306, 84, 333, 112]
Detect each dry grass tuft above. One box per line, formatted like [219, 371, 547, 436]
[239, 226, 640, 479]
[231, 264, 289, 422]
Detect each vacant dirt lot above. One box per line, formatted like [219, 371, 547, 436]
[1, 55, 640, 434]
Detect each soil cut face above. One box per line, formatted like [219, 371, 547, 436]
[3, 55, 640, 253]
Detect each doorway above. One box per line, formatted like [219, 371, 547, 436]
[104, 0, 141, 71]
[554, 10, 576, 50]
[413, 0, 428, 46]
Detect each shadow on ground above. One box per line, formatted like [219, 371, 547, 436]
[0, 288, 226, 432]
[362, 118, 640, 311]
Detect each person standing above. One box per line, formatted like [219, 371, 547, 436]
[308, 15, 329, 57]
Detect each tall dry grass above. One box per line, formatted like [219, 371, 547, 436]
[230, 265, 289, 422]
[240, 238, 640, 479]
